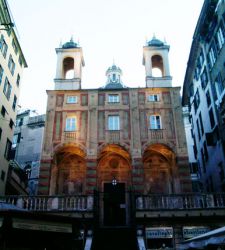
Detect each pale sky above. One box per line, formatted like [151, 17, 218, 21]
[7, 0, 204, 114]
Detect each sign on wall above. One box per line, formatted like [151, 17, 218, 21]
[146, 227, 173, 239]
[183, 227, 210, 239]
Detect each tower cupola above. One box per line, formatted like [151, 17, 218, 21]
[143, 36, 172, 88]
[104, 64, 125, 89]
[54, 38, 85, 90]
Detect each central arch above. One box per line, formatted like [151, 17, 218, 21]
[97, 144, 131, 190]
[97, 144, 131, 226]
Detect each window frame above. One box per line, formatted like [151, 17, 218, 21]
[12, 95, 17, 111]
[108, 94, 119, 103]
[65, 117, 77, 131]
[0, 35, 8, 58]
[4, 138, 12, 161]
[148, 94, 160, 102]
[3, 77, 12, 100]
[0, 64, 3, 84]
[8, 54, 15, 75]
[108, 115, 120, 131]
[67, 95, 78, 104]
[149, 115, 162, 130]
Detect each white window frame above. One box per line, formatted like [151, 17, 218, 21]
[3, 77, 12, 100]
[108, 115, 120, 130]
[108, 94, 119, 103]
[148, 94, 160, 102]
[65, 117, 77, 131]
[67, 96, 78, 104]
[216, 26, 224, 50]
[149, 115, 162, 129]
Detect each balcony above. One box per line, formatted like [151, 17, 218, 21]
[148, 129, 164, 141]
[64, 131, 77, 142]
[0, 195, 94, 213]
[106, 130, 120, 143]
[135, 193, 225, 218]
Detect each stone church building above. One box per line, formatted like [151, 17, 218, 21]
[39, 37, 191, 198]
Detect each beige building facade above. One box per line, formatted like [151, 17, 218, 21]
[39, 37, 191, 197]
[0, 0, 27, 194]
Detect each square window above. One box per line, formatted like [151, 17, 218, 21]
[148, 94, 160, 102]
[108, 94, 119, 103]
[108, 115, 120, 130]
[67, 96, 78, 104]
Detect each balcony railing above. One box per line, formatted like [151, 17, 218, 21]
[136, 193, 225, 210]
[148, 129, 164, 140]
[0, 195, 94, 212]
[107, 130, 120, 142]
[64, 132, 77, 141]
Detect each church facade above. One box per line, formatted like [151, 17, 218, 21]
[39, 37, 191, 199]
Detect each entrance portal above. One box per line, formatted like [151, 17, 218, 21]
[103, 183, 126, 226]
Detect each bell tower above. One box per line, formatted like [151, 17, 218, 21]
[143, 36, 172, 87]
[54, 38, 85, 90]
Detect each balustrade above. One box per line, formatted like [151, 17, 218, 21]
[148, 129, 164, 140]
[136, 193, 225, 210]
[0, 195, 94, 212]
[64, 132, 77, 141]
[107, 131, 120, 142]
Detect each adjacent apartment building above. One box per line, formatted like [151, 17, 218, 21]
[9, 110, 45, 195]
[0, 0, 27, 194]
[182, 0, 225, 192]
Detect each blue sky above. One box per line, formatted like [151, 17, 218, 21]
[8, 0, 204, 113]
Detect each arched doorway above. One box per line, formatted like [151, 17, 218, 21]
[97, 144, 131, 226]
[50, 145, 86, 195]
[143, 144, 179, 194]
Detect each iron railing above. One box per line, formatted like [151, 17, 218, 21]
[136, 193, 225, 210]
[0, 195, 94, 212]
